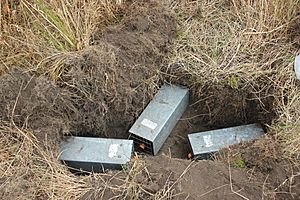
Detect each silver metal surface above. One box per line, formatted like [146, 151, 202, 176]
[188, 124, 265, 159]
[129, 84, 189, 155]
[59, 137, 133, 173]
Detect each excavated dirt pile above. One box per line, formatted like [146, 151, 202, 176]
[0, 0, 177, 147]
[61, 0, 176, 137]
[0, 69, 76, 147]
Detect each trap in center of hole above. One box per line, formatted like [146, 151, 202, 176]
[129, 84, 189, 155]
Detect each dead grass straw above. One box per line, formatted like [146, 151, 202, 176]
[0, 122, 157, 199]
[169, 0, 300, 158]
[0, 122, 91, 199]
[0, 0, 124, 79]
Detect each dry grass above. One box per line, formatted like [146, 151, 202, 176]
[169, 0, 300, 158]
[0, 0, 124, 80]
[0, 121, 177, 199]
[273, 86, 300, 158]
[170, 0, 298, 87]
[0, 0, 300, 199]
[0, 122, 92, 199]
[0, 120, 143, 199]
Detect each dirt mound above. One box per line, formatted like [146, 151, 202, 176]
[61, 0, 176, 137]
[72, 151, 299, 199]
[141, 156, 262, 200]
[137, 154, 299, 200]
[0, 69, 76, 147]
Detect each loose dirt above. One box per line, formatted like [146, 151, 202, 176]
[0, 69, 76, 148]
[140, 154, 300, 200]
[61, 0, 176, 137]
[83, 152, 299, 200]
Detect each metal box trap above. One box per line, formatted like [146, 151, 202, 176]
[129, 84, 189, 155]
[188, 123, 265, 159]
[59, 137, 133, 173]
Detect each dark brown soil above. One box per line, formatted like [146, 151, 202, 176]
[159, 106, 209, 159]
[85, 153, 300, 200]
[143, 156, 264, 200]
[140, 154, 300, 200]
[61, 0, 176, 137]
[0, 69, 76, 147]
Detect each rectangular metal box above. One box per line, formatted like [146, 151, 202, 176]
[59, 137, 133, 173]
[188, 124, 264, 159]
[129, 84, 189, 155]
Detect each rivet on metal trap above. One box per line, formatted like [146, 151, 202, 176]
[129, 84, 189, 155]
[188, 123, 265, 159]
[59, 137, 133, 173]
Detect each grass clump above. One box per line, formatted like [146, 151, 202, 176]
[232, 154, 245, 169]
[170, 0, 298, 87]
[0, 0, 124, 79]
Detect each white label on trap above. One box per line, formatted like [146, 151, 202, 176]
[141, 119, 157, 130]
[108, 144, 119, 158]
[203, 135, 213, 147]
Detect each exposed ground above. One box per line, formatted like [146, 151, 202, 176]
[0, 0, 300, 199]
